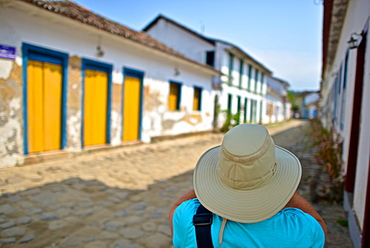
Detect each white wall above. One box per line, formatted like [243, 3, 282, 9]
[145, 15, 282, 129]
[0, 4, 216, 167]
[146, 18, 215, 64]
[320, 0, 370, 230]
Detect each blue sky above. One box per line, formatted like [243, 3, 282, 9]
[74, 0, 323, 91]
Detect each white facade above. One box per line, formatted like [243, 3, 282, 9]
[0, 1, 219, 167]
[320, 0, 370, 246]
[143, 17, 215, 65]
[144, 15, 277, 128]
[265, 77, 291, 123]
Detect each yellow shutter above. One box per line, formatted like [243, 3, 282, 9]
[169, 83, 179, 111]
[193, 87, 200, 111]
[84, 69, 108, 146]
[27, 60, 44, 153]
[43, 62, 62, 151]
[123, 76, 141, 141]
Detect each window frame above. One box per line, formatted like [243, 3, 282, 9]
[247, 64, 252, 91]
[228, 53, 234, 85]
[254, 69, 259, 93]
[239, 59, 244, 89]
[22, 43, 69, 155]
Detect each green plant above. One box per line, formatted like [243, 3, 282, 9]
[287, 91, 299, 113]
[220, 110, 240, 132]
[309, 119, 345, 203]
[336, 219, 349, 227]
[310, 119, 343, 182]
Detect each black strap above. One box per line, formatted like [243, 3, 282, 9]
[193, 204, 214, 248]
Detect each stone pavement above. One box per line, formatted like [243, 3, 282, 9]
[0, 119, 353, 247]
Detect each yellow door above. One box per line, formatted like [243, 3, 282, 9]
[27, 60, 62, 153]
[123, 76, 141, 141]
[84, 69, 108, 146]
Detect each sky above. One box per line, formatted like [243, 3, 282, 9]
[74, 0, 323, 91]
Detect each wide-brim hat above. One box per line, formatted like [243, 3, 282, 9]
[193, 124, 302, 223]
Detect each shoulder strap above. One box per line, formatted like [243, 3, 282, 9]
[193, 204, 214, 248]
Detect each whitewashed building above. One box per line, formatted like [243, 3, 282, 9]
[0, 0, 220, 167]
[143, 15, 280, 128]
[303, 92, 319, 119]
[320, 0, 370, 246]
[265, 77, 291, 123]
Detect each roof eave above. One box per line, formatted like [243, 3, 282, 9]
[16, 0, 221, 76]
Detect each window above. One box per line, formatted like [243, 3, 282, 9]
[227, 94, 232, 115]
[206, 51, 215, 67]
[228, 53, 234, 85]
[239, 59, 244, 88]
[340, 50, 349, 130]
[237, 96, 241, 125]
[193, 87, 202, 111]
[250, 99, 257, 123]
[244, 98, 248, 123]
[260, 73, 264, 94]
[259, 100, 263, 123]
[254, 69, 259, 93]
[169, 82, 181, 111]
[248, 65, 252, 91]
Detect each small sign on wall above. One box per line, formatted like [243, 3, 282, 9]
[0, 44, 16, 60]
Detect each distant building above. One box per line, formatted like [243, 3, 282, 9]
[143, 15, 290, 127]
[303, 92, 319, 119]
[320, 0, 370, 246]
[293, 91, 318, 119]
[265, 77, 292, 123]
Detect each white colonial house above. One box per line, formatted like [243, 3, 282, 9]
[143, 15, 290, 128]
[0, 0, 220, 167]
[265, 77, 292, 123]
[320, 0, 370, 246]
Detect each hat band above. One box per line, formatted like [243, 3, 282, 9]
[218, 162, 277, 190]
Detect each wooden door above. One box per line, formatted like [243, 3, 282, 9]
[84, 69, 108, 146]
[27, 60, 62, 153]
[123, 76, 141, 141]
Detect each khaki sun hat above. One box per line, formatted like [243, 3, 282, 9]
[193, 123, 302, 223]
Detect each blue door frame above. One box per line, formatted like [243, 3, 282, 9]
[22, 43, 69, 155]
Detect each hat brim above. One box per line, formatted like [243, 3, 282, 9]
[193, 145, 302, 223]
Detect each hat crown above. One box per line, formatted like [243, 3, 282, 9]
[218, 124, 277, 190]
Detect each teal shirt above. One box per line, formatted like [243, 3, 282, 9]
[173, 199, 325, 248]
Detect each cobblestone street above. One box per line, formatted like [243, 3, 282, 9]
[0, 119, 352, 247]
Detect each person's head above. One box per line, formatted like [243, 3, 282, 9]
[193, 124, 301, 223]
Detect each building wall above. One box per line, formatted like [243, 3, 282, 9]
[145, 19, 276, 127]
[265, 89, 286, 123]
[217, 47, 268, 126]
[320, 0, 370, 233]
[145, 18, 215, 64]
[0, 6, 216, 167]
[303, 93, 319, 119]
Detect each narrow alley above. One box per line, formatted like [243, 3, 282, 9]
[0, 120, 352, 247]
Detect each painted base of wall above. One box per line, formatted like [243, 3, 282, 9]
[22, 142, 143, 166]
[344, 191, 361, 248]
[150, 130, 213, 143]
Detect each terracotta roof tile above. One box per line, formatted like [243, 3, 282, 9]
[20, 0, 220, 74]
